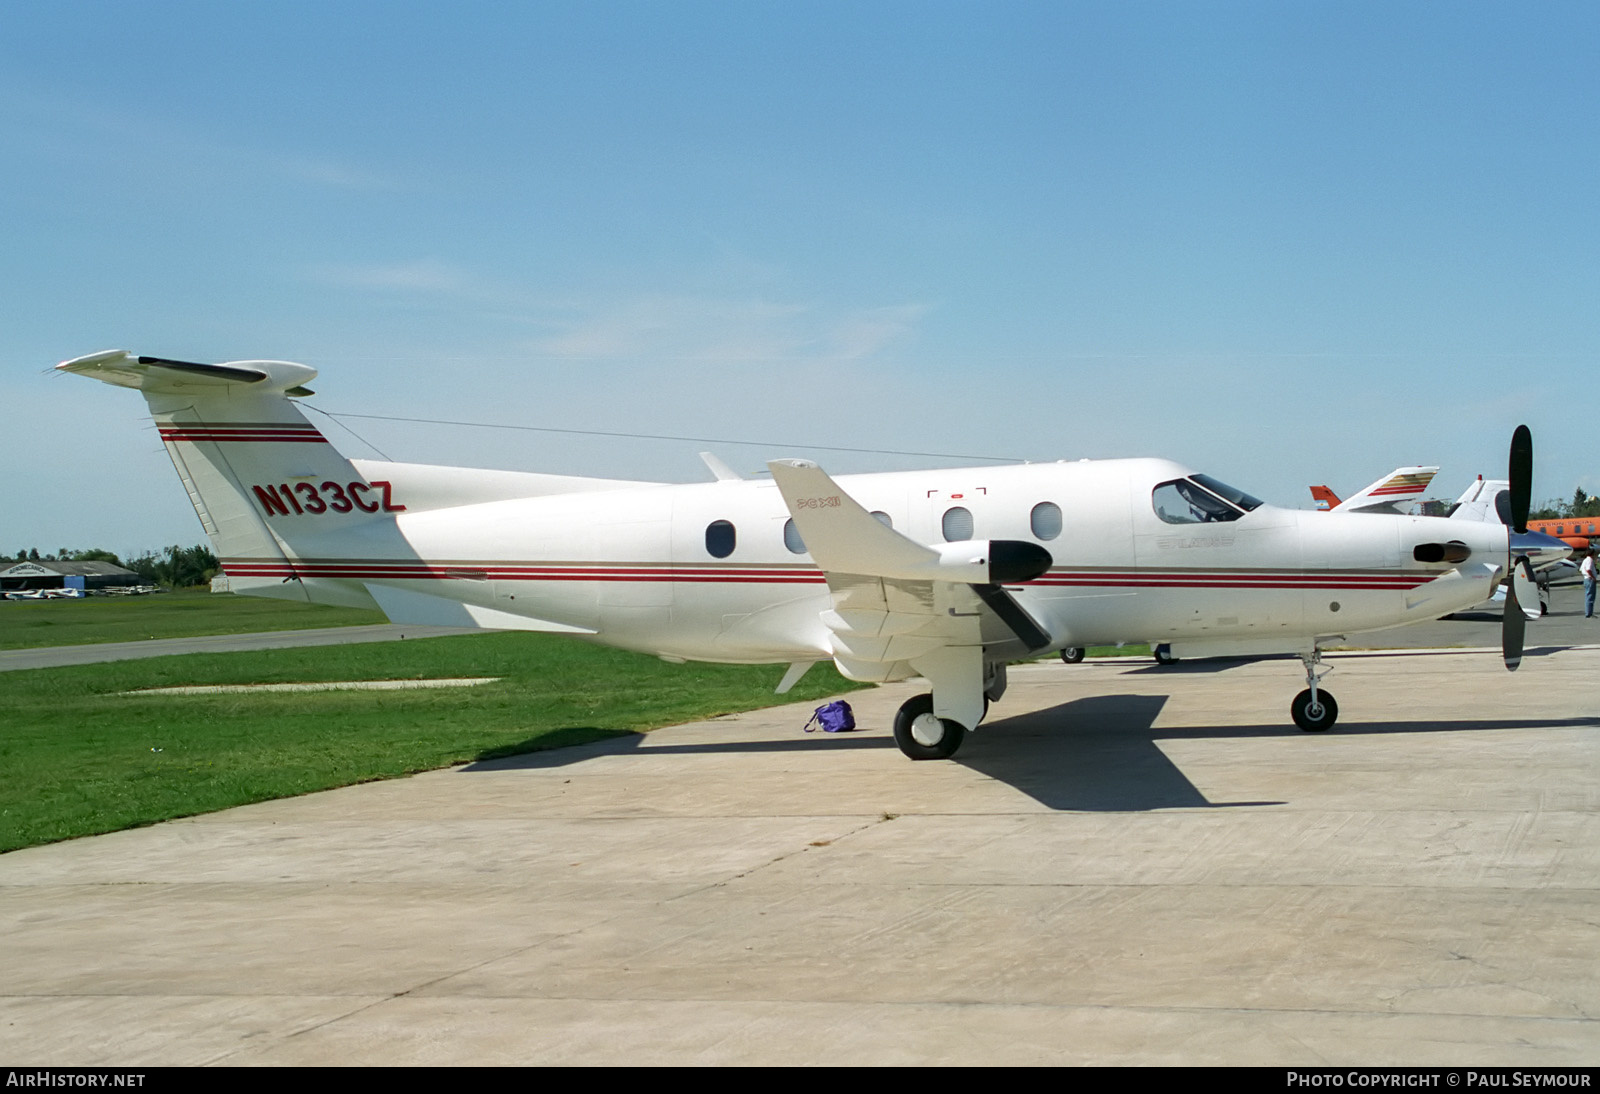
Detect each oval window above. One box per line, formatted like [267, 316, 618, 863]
[1030, 501, 1062, 540]
[782, 518, 806, 555]
[941, 506, 974, 542]
[705, 520, 736, 559]
[871, 510, 893, 529]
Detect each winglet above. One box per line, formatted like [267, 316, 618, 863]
[767, 460, 939, 578]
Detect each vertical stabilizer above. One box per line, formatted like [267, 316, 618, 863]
[58, 351, 401, 605]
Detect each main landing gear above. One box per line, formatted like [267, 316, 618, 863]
[1291, 651, 1338, 732]
[893, 693, 967, 760]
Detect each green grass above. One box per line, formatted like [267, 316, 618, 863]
[0, 632, 866, 853]
[0, 589, 387, 649]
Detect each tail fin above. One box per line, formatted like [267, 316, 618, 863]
[1327, 466, 1438, 514]
[1308, 485, 1341, 511]
[1448, 475, 1512, 524]
[59, 350, 401, 605]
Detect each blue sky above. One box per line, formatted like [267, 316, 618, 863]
[4, 2, 1596, 555]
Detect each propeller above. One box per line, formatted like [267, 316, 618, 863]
[1502, 425, 1537, 670]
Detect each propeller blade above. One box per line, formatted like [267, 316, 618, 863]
[1508, 425, 1532, 534]
[1512, 556, 1541, 621]
[1501, 425, 1535, 671]
[1503, 578, 1526, 671]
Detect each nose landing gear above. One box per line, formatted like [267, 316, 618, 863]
[1292, 650, 1338, 731]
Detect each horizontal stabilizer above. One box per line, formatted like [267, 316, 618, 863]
[58, 349, 318, 396]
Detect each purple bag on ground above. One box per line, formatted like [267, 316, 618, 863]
[803, 700, 856, 733]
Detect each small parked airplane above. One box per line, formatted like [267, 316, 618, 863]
[58, 350, 1567, 760]
[1308, 466, 1438, 514]
[1450, 477, 1598, 553]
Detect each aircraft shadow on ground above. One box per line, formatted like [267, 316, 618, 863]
[1121, 643, 1580, 673]
[467, 697, 1599, 813]
[1121, 657, 1287, 675]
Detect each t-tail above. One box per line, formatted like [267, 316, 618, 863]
[57, 350, 405, 608]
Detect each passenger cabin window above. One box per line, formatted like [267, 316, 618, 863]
[941, 506, 974, 542]
[871, 510, 893, 529]
[782, 518, 806, 555]
[1152, 479, 1250, 524]
[706, 520, 736, 558]
[1030, 501, 1062, 540]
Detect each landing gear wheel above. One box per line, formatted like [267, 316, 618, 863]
[1153, 643, 1178, 665]
[893, 693, 967, 760]
[1059, 647, 1085, 664]
[1291, 688, 1338, 732]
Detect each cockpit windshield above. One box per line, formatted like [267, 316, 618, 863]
[1190, 474, 1262, 513]
[1152, 475, 1263, 525]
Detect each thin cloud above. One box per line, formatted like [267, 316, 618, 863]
[531, 294, 929, 364]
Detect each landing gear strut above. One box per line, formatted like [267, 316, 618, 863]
[1291, 651, 1338, 731]
[893, 693, 967, 760]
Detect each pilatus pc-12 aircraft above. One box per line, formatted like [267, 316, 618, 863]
[59, 350, 1569, 761]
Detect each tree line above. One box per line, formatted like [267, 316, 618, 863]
[5, 545, 220, 588]
[1529, 488, 1600, 523]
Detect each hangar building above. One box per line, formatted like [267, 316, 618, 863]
[0, 560, 142, 594]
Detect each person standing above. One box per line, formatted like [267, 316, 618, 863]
[1583, 550, 1597, 619]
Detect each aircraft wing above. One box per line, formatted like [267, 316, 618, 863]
[1328, 466, 1438, 514]
[768, 459, 1055, 730]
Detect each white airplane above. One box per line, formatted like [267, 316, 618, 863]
[58, 350, 1567, 760]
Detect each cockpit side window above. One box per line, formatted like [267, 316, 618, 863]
[1153, 479, 1246, 524]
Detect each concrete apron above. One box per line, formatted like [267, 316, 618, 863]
[2, 645, 1598, 1065]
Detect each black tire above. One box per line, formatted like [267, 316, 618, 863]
[1059, 647, 1085, 664]
[1153, 643, 1178, 665]
[1291, 688, 1338, 732]
[892, 693, 967, 760]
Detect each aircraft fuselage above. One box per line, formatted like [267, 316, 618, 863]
[226, 456, 1509, 666]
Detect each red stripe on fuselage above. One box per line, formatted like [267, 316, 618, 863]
[219, 559, 1433, 591]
